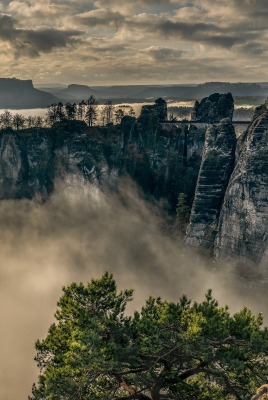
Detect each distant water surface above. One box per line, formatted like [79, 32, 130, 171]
[0, 100, 255, 119]
[0, 108, 47, 117]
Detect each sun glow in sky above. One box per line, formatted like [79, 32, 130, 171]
[0, 0, 267, 85]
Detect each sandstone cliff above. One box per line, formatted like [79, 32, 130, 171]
[0, 119, 205, 210]
[185, 118, 236, 251]
[214, 107, 268, 274]
[191, 92, 234, 123]
[0, 92, 267, 273]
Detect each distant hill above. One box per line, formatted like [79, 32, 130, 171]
[2, 79, 268, 108]
[0, 78, 58, 108]
[40, 82, 268, 103]
[196, 82, 266, 97]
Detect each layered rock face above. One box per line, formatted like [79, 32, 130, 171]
[191, 93, 234, 123]
[214, 109, 268, 272]
[0, 119, 205, 208]
[185, 119, 236, 251]
[0, 130, 28, 198]
[0, 91, 266, 272]
[252, 385, 268, 400]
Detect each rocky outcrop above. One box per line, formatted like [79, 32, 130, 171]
[252, 385, 268, 400]
[0, 119, 205, 211]
[53, 121, 111, 189]
[0, 91, 267, 273]
[214, 108, 268, 274]
[0, 129, 28, 198]
[186, 118, 236, 251]
[137, 98, 167, 126]
[191, 93, 234, 123]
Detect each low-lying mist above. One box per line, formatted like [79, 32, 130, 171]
[0, 178, 266, 400]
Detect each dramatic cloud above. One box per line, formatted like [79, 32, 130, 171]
[0, 14, 82, 58]
[0, 0, 268, 87]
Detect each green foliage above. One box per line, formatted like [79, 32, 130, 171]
[176, 193, 191, 225]
[30, 274, 268, 400]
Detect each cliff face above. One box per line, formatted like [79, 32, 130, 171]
[0, 129, 28, 198]
[185, 119, 236, 251]
[214, 109, 268, 273]
[0, 119, 205, 210]
[0, 92, 267, 273]
[0, 128, 54, 199]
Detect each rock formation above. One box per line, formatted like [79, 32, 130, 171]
[0, 92, 267, 274]
[185, 118, 236, 251]
[0, 78, 57, 108]
[252, 385, 268, 400]
[186, 97, 268, 273]
[214, 105, 268, 274]
[0, 118, 205, 208]
[191, 92, 234, 123]
[137, 98, 167, 126]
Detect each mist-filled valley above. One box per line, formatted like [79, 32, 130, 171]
[0, 82, 267, 400]
[1, 180, 268, 400]
[0, 0, 268, 400]
[2, 0, 268, 396]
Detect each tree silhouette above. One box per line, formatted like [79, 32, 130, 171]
[85, 95, 98, 126]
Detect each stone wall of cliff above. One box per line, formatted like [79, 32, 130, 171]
[185, 119, 236, 252]
[0, 119, 205, 211]
[0, 92, 267, 272]
[214, 108, 268, 275]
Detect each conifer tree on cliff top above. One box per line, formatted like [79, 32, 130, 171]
[30, 273, 268, 400]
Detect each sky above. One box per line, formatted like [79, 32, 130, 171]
[0, 0, 268, 85]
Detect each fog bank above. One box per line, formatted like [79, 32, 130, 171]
[0, 179, 266, 400]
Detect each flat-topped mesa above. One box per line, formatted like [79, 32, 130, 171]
[0, 77, 56, 108]
[214, 104, 268, 274]
[191, 93, 234, 123]
[0, 77, 33, 90]
[185, 118, 236, 252]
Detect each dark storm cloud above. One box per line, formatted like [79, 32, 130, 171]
[0, 14, 82, 58]
[123, 16, 256, 50]
[1, 0, 268, 84]
[154, 20, 242, 48]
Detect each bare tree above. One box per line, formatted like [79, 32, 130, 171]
[65, 102, 77, 120]
[0, 110, 13, 129]
[114, 108, 125, 124]
[77, 100, 86, 120]
[102, 101, 114, 125]
[26, 116, 35, 128]
[128, 107, 136, 117]
[85, 95, 98, 126]
[12, 114, 26, 130]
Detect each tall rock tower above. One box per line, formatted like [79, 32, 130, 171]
[214, 104, 268, 274]
[191, 93, 234, 123]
